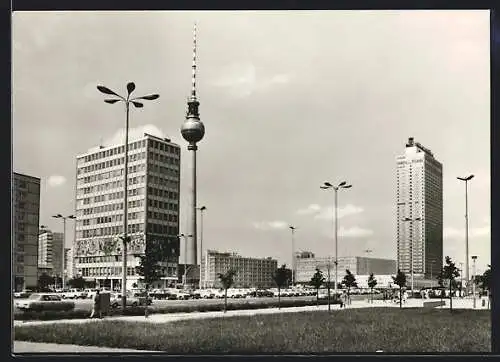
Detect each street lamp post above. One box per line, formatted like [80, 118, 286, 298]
[403, 217, 422, 293]
[457, 174, 474, 290]
[327, 258, 331, 312]
[459, 262, 464, 297]
[197, 206, 206, 289]
[320, 181, 352, 296]
[430, 260, 435, 288]
[472, 255, 477, 308]
[289, 226, 297, 286]
[97, 82, 159, 309]
[52, 214, 76, 290]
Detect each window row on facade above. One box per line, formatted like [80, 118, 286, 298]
[148, 163, 179, 177]
[78, 139, 180, 165]
[80, 266, 177, 278]
[79, 200, 144, 215]
[148, 151, 179, 165]
[147, 198, 179, 211]
[78, 152, 146, 175]
[79, 177, 143, 195]
[79, 140, 147, 164]
[77, 223, 144, 238]
[78, 164, 150, 185]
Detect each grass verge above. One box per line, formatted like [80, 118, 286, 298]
[14, 308, 490, 353]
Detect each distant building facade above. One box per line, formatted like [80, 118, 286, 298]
[65, 247, 74, 279]
[38, 229, 64, 278]
[396, 137, 443, 279]
[13, 172, 41, 291]
[73, 133, 181, 290]
[295, 256, 397, 284]
[201, 250, 278, 289]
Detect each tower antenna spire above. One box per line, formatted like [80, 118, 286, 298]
[191, 22, 197, 99]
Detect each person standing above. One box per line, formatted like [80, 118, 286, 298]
[90, 290, 101, 319]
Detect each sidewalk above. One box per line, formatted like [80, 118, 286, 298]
[13, 341, 158, 353]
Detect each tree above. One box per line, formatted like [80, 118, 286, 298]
[310, 268, 325, 306]
[341, 269, 358, 305]
[367, 273, 378, 304]
[273, 264, 290, 309]
[218, 268, 237, 313]
[442, 256, 460, 312]
[392, 269, 407, 309]
[477, 264, 491, 308]
[37, 273, 54, 291]
[67, 276, 86, 290]
[135, 240, 165, 318]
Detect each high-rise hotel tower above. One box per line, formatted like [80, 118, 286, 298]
[396, 137, 443, 279]
[74, 133, 181, 290]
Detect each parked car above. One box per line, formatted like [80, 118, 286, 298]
[200, 289, 216, 299]
[109, 293, 149, 308]
[174, 290, 191, 300]
[16, 293, 75, 312]
[62, 289, 87, 299]
[13, 290, 32, 299]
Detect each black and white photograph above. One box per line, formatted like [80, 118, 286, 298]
[12, 10, 491, 353]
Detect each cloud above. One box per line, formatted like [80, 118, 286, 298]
[297, 203, 364, 220]
[444, 225, 490, 239]
[47, 175, 66, 187]
[296, 204, 321, 215]
[90, 124, 166, 151]
[338, 226, 374, 238]
[212, 62, 291, 98]
[253, 220, 288, 231]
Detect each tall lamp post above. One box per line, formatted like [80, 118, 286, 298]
[320, 181, 352, 295]
[52, 214, 76, 290]
[197, 206, 207, 289]
[471, 255, 477, 308]
[97, 82, 159, 309]
[403, 217, 422, 292]
[457, 174, 474, 290]
[289, 225, 298, 286]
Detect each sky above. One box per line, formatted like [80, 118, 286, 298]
[12, 10, 491, 274]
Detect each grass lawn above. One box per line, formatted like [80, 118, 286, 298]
[14, 308, 490, 353]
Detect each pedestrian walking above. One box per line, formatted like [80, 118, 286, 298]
[90, 290, 101, 319]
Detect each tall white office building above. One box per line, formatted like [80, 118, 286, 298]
[74, 133, 181, 290]
[38, 229, 63, 276]
[396, 137, 443, 279]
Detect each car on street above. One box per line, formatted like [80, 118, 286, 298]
[109, 293, 150, 308]
[13, 290, 32, 299]
[62, 289, 88, 299]
[16, 293, 75, 312]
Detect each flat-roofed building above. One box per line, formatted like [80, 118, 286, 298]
[73, 133, 181, 290]
[13, 172, 41, 291]
[201, 250, 278, 289]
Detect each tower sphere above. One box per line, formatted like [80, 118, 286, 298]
[181, 118, 205, 143]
